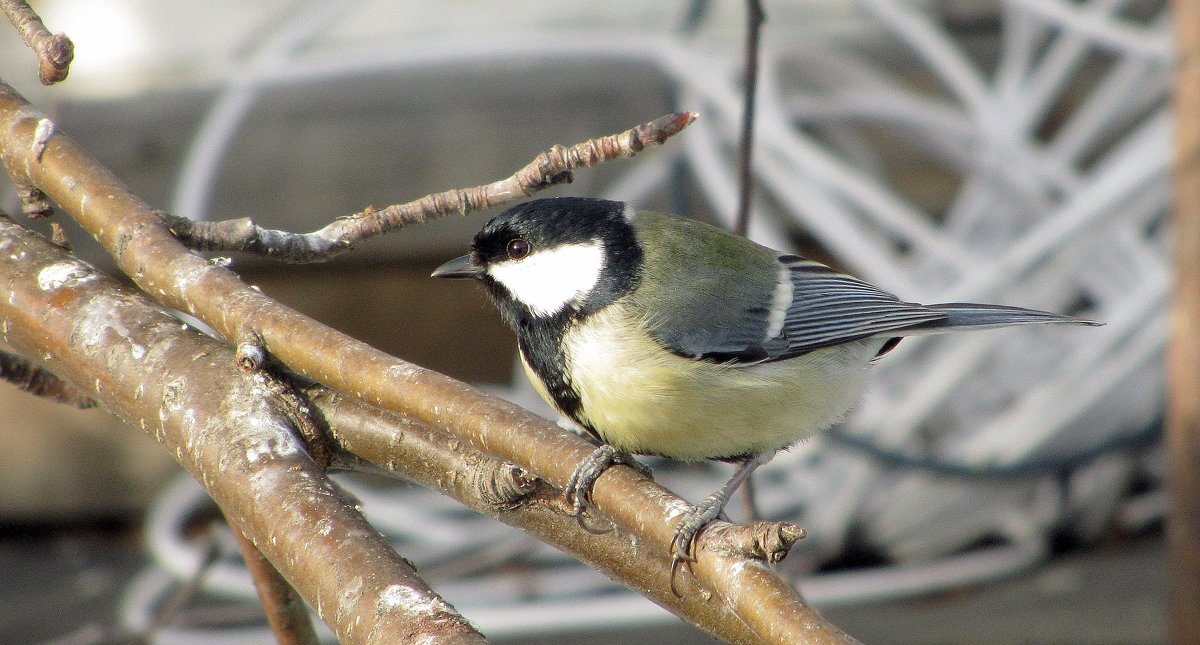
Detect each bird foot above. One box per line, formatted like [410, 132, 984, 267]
[668, 490, 731, 595]
[564, 445, 649, 522]
[669, 490, 726, 559]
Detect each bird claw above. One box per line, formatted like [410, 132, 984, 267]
[668, 525, 701, 597]
[564, 445, 647, 531]
[666, 491, 730, 596]
[668, 552, 694, 597]
[564, 444, 615, 514]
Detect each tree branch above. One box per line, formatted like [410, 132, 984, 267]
[0, 80, 858, 643]
[0, 215, 484, 644]
[163, 111, 698, 263]
[0, 0, 73, 85]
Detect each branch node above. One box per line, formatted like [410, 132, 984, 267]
[17, 184, 52, 218]
[262, 377, 335, 471]
[472, 460, 539, 508]
[236, 330, 267, 373]
[159, 211, 193, 239]
[39, 33, 74, 85]
[702, 520, 806, 564]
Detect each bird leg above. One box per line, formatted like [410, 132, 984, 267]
[671, 450, 775, 566]
[564, 444, 651, 520]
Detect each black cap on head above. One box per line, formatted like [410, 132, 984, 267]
[471, 197, 628, 262]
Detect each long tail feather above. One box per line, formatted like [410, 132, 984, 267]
[893, 303, 1103, 336]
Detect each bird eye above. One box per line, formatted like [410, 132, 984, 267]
[506, 238, 531, 260]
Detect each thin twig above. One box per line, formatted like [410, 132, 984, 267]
[0, 0, 73, 84]
[164, 111, 698, 263]
[0, 348, 95, 407]
[733, 0, 765, 237]
[231, 526, 320, 645]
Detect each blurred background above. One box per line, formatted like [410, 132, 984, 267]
[0, 0, 1169, 643]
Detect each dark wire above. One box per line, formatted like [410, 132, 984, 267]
[734, 0, 766, 237]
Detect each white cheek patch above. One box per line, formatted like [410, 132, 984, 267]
[487, 241, 606, 317]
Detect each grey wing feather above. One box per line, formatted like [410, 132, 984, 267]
[767, 258, 946, 360]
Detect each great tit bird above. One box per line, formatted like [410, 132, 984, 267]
[433, 196, 1100, 562]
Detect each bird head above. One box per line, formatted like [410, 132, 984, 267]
[433, 197, 642, 322]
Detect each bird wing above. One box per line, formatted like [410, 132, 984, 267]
[768, 256, 947, 360]
[637, 252, 947, 364]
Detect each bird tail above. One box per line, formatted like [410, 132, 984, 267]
[894, 303, 1103, 336]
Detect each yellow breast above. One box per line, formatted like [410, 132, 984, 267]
[530, 302, 874, 461]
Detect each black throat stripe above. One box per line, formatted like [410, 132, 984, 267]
[516, 314, 598, 441]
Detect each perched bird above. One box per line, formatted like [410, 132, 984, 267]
[433, 197, 1100, 562]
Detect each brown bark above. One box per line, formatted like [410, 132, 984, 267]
[0, 216, 484, 644]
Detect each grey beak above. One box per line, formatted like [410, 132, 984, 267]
[431, 254, 483, 279]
